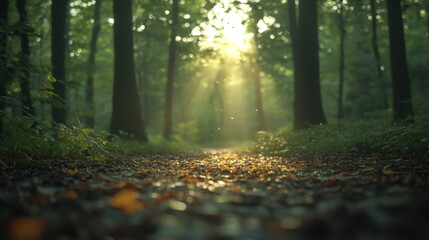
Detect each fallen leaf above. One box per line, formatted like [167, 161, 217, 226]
[66, 169, 78, 175]
[63, 189, 77, 200]
[360, 167, 375, 172]
[109, 189, 145, 215]
[231, 186, 243, 193]
[9, 217, 47, 240]
[382, 170, 397, 175]
[181, 176, 199, 184]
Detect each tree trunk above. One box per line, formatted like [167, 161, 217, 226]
[110, 0, 147, 141]
[253, 60, 266, 132]
[337, 0, 345, 121]
[164, 0, 179, 140]
[17, 0, 34, 117]
[386, 0, 413, 123]
[85, 0, 102, 128]
[370, 0, 389, 110]
[288, 0, 303, 129]
[51, 0, 68, 124]
[0, 0, 9, 135]
[291, 0, 327, 129]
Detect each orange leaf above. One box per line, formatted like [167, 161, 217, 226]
[231, 186, 243, 193]
[382, 170, 397, 175]
[181, 176, 199, 184]
[66, 169, 78, 175]
[110, 189, 145, 215]
[9, 217, 46, 240]
[361, 167, 375, 172]
[63, 189, 77, 200]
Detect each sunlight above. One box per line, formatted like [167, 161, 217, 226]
[195, 0, 252, 59]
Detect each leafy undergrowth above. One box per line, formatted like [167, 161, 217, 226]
[1, 149, 429, 239]
[0, 117, 116, 161]
[255, 119, 429, 160]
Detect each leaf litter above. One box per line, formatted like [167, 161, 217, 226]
[1, 149, 429, 239]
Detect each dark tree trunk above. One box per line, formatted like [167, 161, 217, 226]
[290, 0, 326, 129]
[0, 0, 9, 135]
[386, 0, 413, 123]
[164, 0, 179, 140]
[110, 0, 147, 141]
[51, 0, 68, 124]
[370, 0, 389, 110]
[17, 0, 34, 117]
[425, 2, 429, 37]
[288, 0, 303, 129]
[85, 0, 102, 128]
[337, 0, 345, 121]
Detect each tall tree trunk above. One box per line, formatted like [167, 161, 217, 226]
[17, 0, 34, 117]
[337, 0, 345, 121]
[386, 0, 413, 123]
[425, 2, 429, 37]
[51, 0, 68, 124]
[164, 0, 179, 140]
[288, 0, 303, 129]
[249, 11, 266, 132]
[370, 0, 389, 110]
[110, 0, 147, 141]
[85, 0, 102, 128]
[252, 59, 266, 131]
[291, 0, 326, 129]
[0, 0, 9, 135]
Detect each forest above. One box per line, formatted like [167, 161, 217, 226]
[1, 0, 429, 239]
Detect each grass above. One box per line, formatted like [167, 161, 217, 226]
[254, 118, 429, 160]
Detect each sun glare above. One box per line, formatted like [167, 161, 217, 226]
[196, 0, 252, 59]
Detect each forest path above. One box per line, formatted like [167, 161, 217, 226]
[1, 150, 429, 239]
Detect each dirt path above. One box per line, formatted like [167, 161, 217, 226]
[1, 149, 429, 239]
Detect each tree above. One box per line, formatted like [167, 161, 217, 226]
[289, 0, 327, 129]
[85, 0, 102, 128]
[386, 0, 413, 122]
[17, 0, 34, 117]
[0, 0, 9, 135]
[164, 0, 179, 140]
[337, 0, 346, 121]
[51, 0, 68, 124]
[370, 0, 388, 110]
[110, 0, 147, 141]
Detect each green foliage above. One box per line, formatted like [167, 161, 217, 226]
[114, 135, 196, 155]
[0, 117, 116, 161]
[255, 119, 429, 160]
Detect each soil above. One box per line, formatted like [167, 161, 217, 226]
[1, 149, 429, 239]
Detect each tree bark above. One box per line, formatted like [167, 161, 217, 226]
[0, 0, 9, 135]
[337, 0, 345, 121]
[253, 63, 266, 131]
[110, 0, 147, 141]
[290, 0, 327, 129]
[85, 0, 102, 128]
[51, 0, 68, 124]
[164, 0, 179, 140]
[370, 0, 389, 110]
[288, 0, 304, 129]
[17, 0, 34, 117]
[386, 0, 413, 122]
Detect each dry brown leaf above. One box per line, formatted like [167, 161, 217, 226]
[361, 167, 376, 172]
[382, 170, 397, 175]
[9, 217, 47, 240]
[63, 189, 77, 200]
[66, 169, 78, 175]
[181, 176, 199, 184]
[109, 189, 145, 215]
